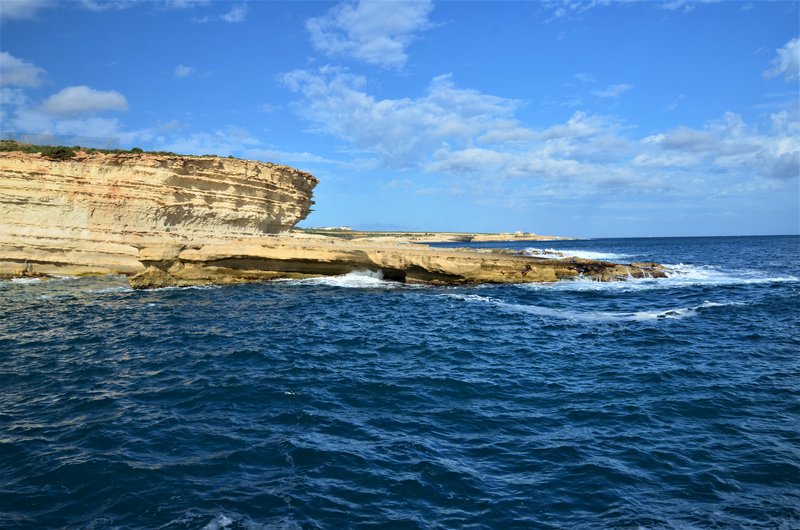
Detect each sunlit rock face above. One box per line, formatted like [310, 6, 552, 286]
[0, 151, 317, 276]
[0, 150, 667, 287]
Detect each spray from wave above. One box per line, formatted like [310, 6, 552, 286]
[522, 248, 634, 261]
[276, 270, 401, 289]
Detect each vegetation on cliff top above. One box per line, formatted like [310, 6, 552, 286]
[0, 139, 236, 161]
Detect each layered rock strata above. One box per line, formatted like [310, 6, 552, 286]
[0, 151, 317, 276]
[0, 151, 667, 288]
[127, 238, 666, 289]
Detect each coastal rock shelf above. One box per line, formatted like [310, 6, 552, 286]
[0, 150, 666, 287]
[127, 239, 667, 289]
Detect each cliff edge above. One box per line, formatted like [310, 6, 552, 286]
[0, 149, 666, 286]
[0, 150, 317, 276]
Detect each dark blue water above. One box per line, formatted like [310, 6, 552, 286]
[1, 236, 799, 529]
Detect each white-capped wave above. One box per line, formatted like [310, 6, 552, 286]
[446, 293, 739, 323]
[277, 270, 401, 289]
[663, 263, 799, 285]
[522, 248, 633, 262]
[515, 263, 798, 293]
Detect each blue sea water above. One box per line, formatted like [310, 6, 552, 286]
[1, 235, 799, 529]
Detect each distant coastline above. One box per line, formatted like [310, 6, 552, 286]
[294, 228, 574, 243]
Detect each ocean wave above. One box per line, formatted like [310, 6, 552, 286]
[664, 263, 799, 285]
[516, 263, 799, 293]
[446, 293, 739, 322]
[522, 248, 634, 261]
[276, 270, 403, 289]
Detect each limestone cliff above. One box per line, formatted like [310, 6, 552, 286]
[0, 150, 667, 286]
[0, 151, 317, 276]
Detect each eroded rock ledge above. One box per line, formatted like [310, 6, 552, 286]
[127, 238, 667, 289]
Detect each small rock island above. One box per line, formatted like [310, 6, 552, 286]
[0, 145, 666, 288]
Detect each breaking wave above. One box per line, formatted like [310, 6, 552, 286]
[517, 263, 799, 293]
[276, 270, 402, 289]
[522, 248, 634, 261]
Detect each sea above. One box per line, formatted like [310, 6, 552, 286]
[1, 235, 798, 529]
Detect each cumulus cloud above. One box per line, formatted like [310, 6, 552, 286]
[279, 66, 799, 199]
[592, 83, 633, 98]
[641, 111, 798, 179]
[0, 52, 46, 87]
[763, 37, 800, 81]
[280, 67, 518, 166]
[306, 0, 434, 69]
[41, 85, 128, 116]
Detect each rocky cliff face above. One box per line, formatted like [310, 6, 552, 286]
[0, 150, 667, 286]
[0, 151, 317, 276]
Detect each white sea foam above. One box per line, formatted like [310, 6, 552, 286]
[446, 293, 740, 323]
[516, 262, 799, 293]
[663, 263, 799, 286]
[278, 270, 401, 289]
[522, 248, 633, 261]
[8, 277, 44, 284]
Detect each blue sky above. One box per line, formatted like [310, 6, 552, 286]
[1, 0, 798, 237]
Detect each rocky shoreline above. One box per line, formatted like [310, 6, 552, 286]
[126, 236, 667, 289]
[0, 149, 667, 288]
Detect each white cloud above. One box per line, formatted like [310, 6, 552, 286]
[194, 2, 247, 23]
[280, 67, 518, 166]
[173, 64, 196, 78]
[543, 0, 616, 21]
[306, 0, 434, 69]
[0, 52, 46, 87]
[643, 111, 798, 179]
[279, 65, 798, 201]
[0, 0, 210, 20]
[0, 0, 51, 20]
[763, 37, 800, 81]
[80, 0, 140, 11]
[163, 0, 209, 8]
[0, 87, 29, 107]
[221, 2, 246, 22]
[592, 83, 633, 98]
[41, 85, 128, 116]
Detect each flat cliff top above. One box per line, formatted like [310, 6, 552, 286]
[293, 228, 572, 243]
